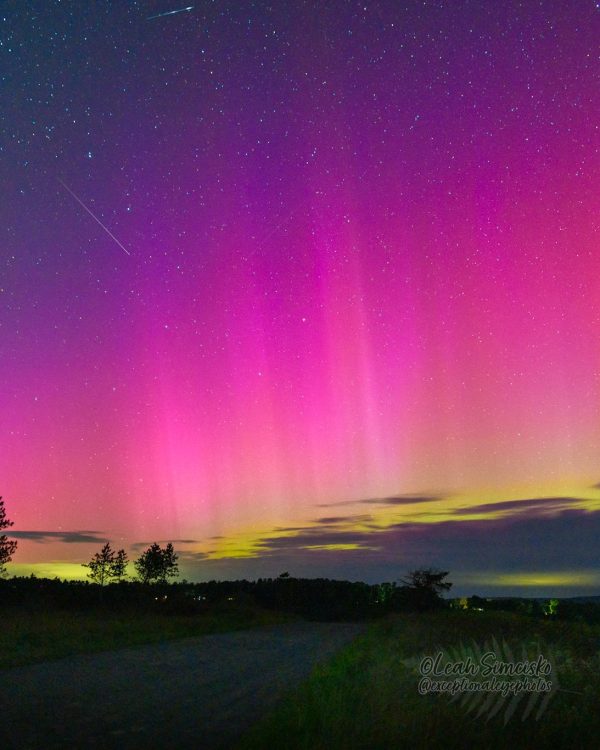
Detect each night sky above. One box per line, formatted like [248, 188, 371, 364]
[2, 1, 600, 595]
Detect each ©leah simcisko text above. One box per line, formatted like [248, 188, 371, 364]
[417, 651, 553, 696]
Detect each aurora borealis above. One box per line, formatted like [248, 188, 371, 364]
[2, 1, 599, 595]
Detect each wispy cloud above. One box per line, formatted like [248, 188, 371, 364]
[312, 514, 373, 525]
[451, 497, 580, 516]
[129, 539, 200, 551]
[317, 494, 442, 508]
[177, 550, 210, 561]
[258, 528, 381, 552]
[7, 530, 108, 544]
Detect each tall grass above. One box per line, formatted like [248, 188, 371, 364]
[238, 610, 600, 749]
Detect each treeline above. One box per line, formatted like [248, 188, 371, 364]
[0, 574, 448, 621]
[453, 595, 600, 625]
[3, 576, 599, 623]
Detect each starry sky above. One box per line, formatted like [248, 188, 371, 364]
[2, 0, 600, 595]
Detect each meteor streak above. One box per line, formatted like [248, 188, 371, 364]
[147, 6, 193, 20]
[57, 179, 131, 256]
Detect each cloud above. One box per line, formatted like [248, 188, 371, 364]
[7, 530, 108, 544]
[271, 526, 313, 533]
[175, 550, 210, 561]
[451, 497, 581, 516]
[169, 505, 600, 596]
[379, 508, 600, 573]
[368, 495, 442, 506]
[257, 528, 381, 552]
[312, 514, 373, 525]
[317, 494, 442, 508]
[185, 499, 600, 596]
[129, 539, 200, 551]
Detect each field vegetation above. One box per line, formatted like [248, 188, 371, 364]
[238, 609, 600, 749]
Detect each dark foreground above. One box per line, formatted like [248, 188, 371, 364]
[0, 621, 363, 750]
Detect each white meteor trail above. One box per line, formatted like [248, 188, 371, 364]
[57, 179, 131, 256]
[147, 6, 193, 20]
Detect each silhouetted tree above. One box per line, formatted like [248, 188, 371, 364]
[83, 543, 129, 585]
[399, 568, 452, 610]
[0, 497, 17, 576]
[134, 542, 179, 584]
[112, 548, 129, 581]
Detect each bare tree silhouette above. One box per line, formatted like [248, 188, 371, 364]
[0, 497, 17, 576]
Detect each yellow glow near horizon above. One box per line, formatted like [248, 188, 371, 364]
[469, 572, 600, 587]
[8, 562, 90, 581]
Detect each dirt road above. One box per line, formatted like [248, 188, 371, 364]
[1, 621, 363, 749]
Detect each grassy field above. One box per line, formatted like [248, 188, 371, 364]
[1, 600, 293, 669]
[237, 609, 600, 750]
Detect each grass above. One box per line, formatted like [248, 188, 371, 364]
[237, 609, 600, 750]
[1, 600, 293, 669]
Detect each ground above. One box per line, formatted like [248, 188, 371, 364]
[0, 621, 363, 750]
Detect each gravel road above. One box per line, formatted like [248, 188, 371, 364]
[1, 621, 363, 750]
